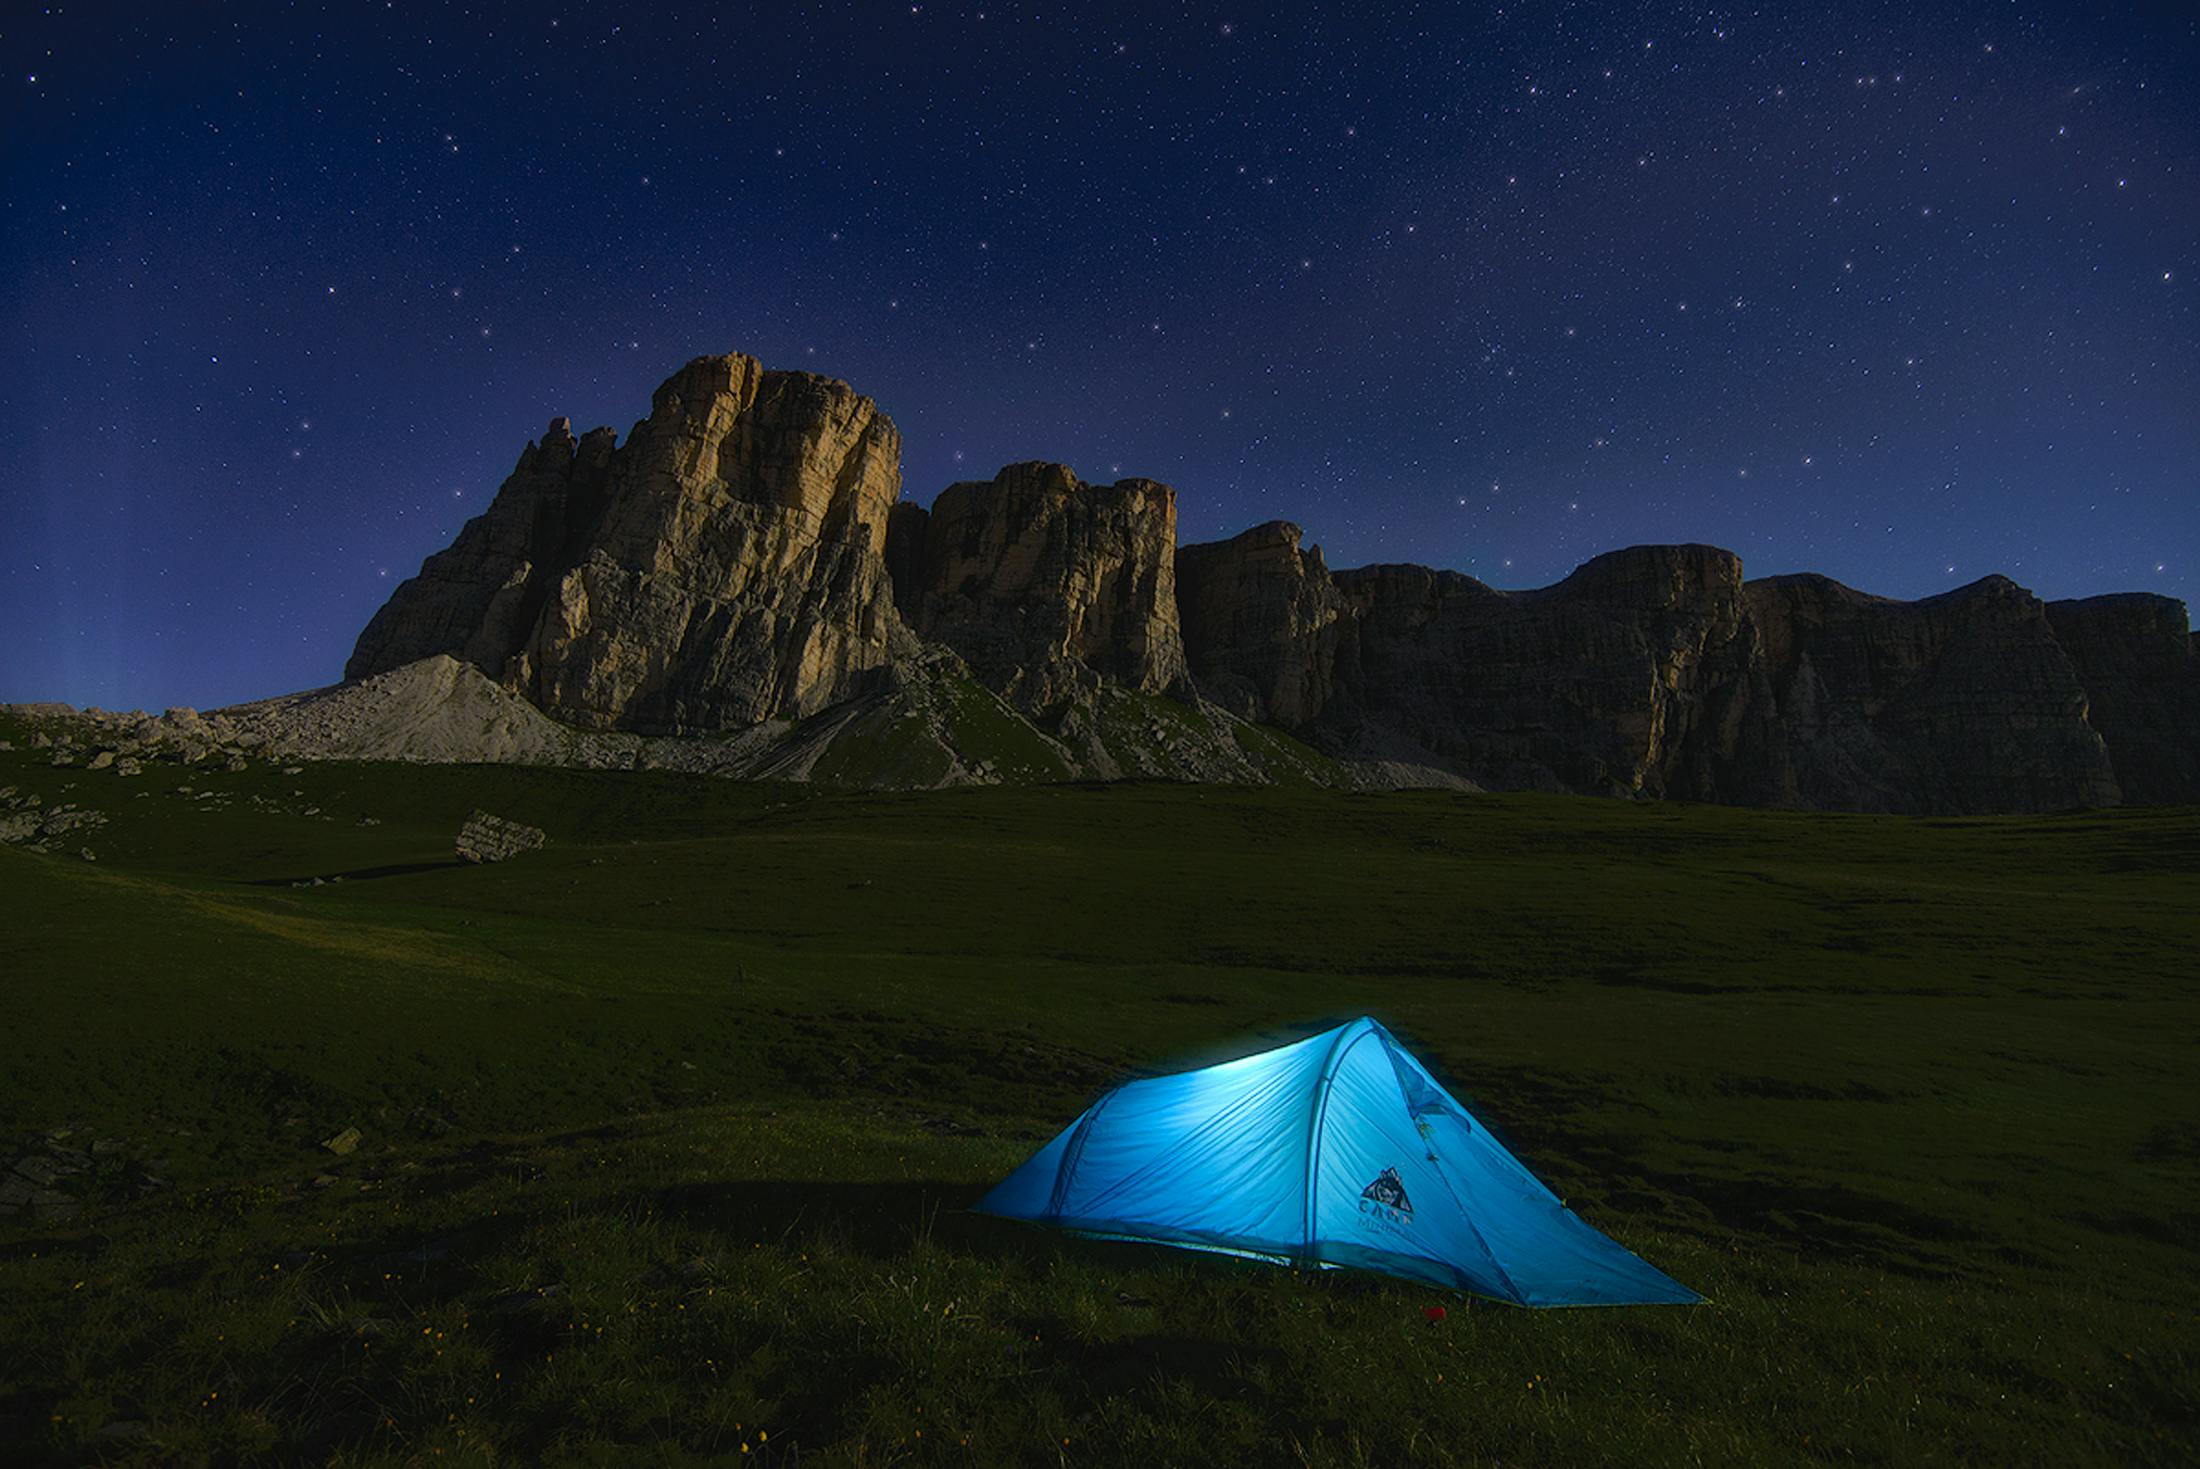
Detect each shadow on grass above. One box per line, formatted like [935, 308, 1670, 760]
[287, 1175, 1305, 1461]
[248, 860, 468, 886]
[650, 1176, 1002, 1257]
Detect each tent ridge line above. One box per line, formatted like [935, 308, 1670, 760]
[1300, 1017, 1380, 1267]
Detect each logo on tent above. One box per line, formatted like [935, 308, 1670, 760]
[1360, 1166, 1413, 1218]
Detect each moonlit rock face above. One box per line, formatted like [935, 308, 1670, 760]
[889, 461, 1190, 712]
[348, 353, 910, 733]
[1176, 534, 1764, 800]
[346, 417, 617, 687]
[1175, 521, 1347, 729]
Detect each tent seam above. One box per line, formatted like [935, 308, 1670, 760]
[1046, 1086, 1121, 1220]
[1301, 1018, 1378, 1266]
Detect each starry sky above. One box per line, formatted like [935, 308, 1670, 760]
[3, 2, 2196, 710]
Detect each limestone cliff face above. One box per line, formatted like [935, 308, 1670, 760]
[890, 462, 1188, 711]
[346, 419, 617, 683]
[2044, 594, 2200, 805]
[349, 354, 909, 732]
[1174, 522, 1347, 726]
[1175, 536, 1764, 798]
[1174, 534, 2147, 811]
[1174, 525, 2194, 814]
[518, 356, 908, 731]
[1330, 545, 1766, 799]
[1741, 575, 2119, 812]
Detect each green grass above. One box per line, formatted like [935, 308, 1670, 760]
[1225, 717, 1346, 786]
[939, 675, 1074, 782]
[1, 716, 2195, 1464]
[804, 701, 961, 789]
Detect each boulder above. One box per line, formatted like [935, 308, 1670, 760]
[456, 810, 546, 864]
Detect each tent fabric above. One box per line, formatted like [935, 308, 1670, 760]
[976, 1017, 1701, 1307]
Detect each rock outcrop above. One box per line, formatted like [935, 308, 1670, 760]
[1176, 534, 1766, 798]
[889, 462, 1189, 712]
[1742, 575, 2119, 813]
[348, 418, 617, 684]
[1332, 545, 1766, 799]
[520, 357, 909, 731]
[455, 810, 546, 864]
[350, 354, 909, 733]
[1175, 521, 1347, 727]
[2044, 594, 2200, 805]
[0, 784, 109, 852]
[1175, 530, 2170, 812]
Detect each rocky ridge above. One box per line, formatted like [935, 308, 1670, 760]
[11, 349, 2194, 812]
[1173, 521, 2189, 813]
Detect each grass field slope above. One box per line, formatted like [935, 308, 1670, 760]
[1, 714, 2195, 1465]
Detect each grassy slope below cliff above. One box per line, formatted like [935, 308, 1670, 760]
[0, 721, 2195, 1465]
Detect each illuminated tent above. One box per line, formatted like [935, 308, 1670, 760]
[977, 1017, 1700, 1307]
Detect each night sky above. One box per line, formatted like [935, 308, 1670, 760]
[4, 3, 2195, 710]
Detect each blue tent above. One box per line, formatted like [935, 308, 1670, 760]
[977, 1017, 1701, 1307]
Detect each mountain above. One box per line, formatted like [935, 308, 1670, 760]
[1173, 524, 2165, 811]
[51, 349, 2199, 811]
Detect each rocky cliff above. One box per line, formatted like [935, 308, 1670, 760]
[331, 346, 2196, 810]
[2044, 594, 2200, 805]
[1173, 526, 2187, 813]
[1174, 521, 1347, 727]
[348, 418, 617, 683]
[350, 354, 909, 732]
[1174, 534, 1770, 799]
[1740, 574, 2119, 812]
[888, 462, 1188, 713]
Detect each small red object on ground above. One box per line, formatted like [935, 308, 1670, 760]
[1423, 1304, 1448, 1322]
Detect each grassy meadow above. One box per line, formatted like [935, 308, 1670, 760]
[0, 714, 2195, 1465]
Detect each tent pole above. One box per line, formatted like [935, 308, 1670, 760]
[1300, 1018, 1379, 1268]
